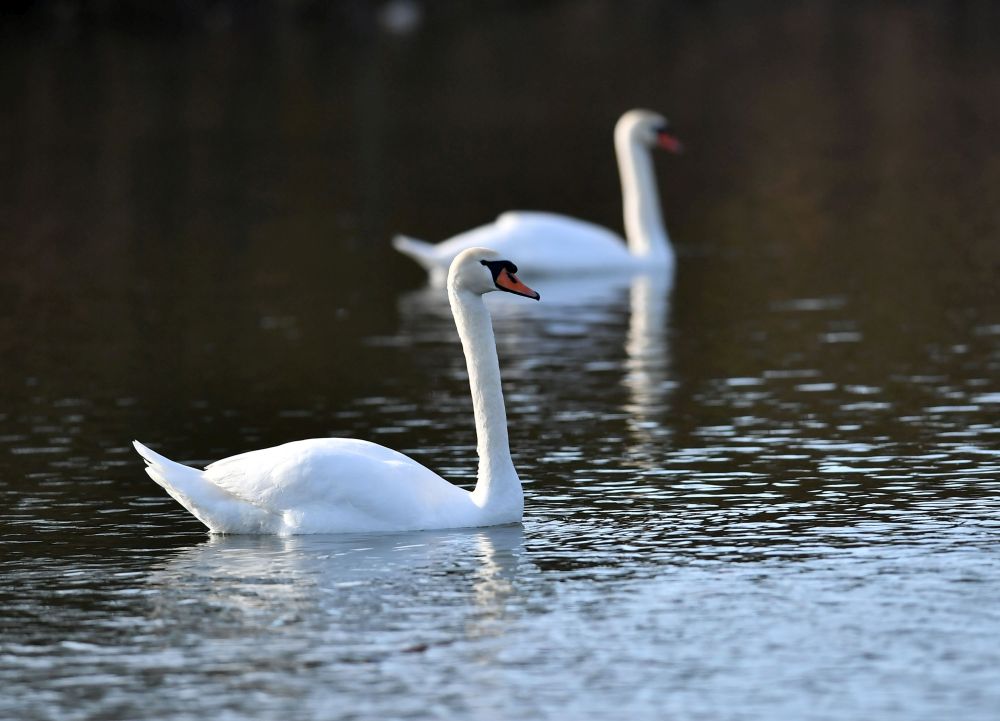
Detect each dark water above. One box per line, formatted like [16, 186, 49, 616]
[2, 2, 1000, 719]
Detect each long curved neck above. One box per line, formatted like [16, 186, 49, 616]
[615, 132, 670, 259]
[448, 287, 521, 510]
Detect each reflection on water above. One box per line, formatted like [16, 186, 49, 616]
[2, 2, 1000, 720]
[622, 272, 674, 460]
[1, 527, 529, 720]
[148, 525, 525, 652]
[4, 510, 1000, 720]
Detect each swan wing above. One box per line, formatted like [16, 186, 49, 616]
[397, 212, 634, 284]
[494, 210, 622, 242]
[488, 211, 633, 270]
[430, 212, 624, 259]
[204, 438, 474, 532]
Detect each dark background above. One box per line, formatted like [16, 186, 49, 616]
[1, 0, 998, 500]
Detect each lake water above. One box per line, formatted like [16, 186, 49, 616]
[2, 2, 1000, 720]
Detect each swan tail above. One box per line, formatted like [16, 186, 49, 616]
[392, 235, 450, 286]
[133, 441, 275, 534]
[392, 234, 439, 268]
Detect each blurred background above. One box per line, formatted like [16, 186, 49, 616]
[2, 0, 997, 441]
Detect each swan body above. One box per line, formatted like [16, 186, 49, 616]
[394, 109, 682, 286]
[135, 248, 540, 535]
[395, 211, 641, 285]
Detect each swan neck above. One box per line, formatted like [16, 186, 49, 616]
[448, 287, 521, 510]
[616, 133, 670, 259]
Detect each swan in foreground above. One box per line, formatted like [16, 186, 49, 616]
[393, 109, 682, 286]
[134, 248, 540, 535]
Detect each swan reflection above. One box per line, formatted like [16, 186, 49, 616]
[146, 525, 525, 648]
[621, 272, 674, 461]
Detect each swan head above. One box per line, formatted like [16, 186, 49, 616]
[448, 247, 541, 301]
[616, 109, 683, 154]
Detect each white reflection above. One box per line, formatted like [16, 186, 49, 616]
[621, 272, 674, 462]
[146, 525, 525, 642]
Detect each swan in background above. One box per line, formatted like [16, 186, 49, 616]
[393, 109, 682, 286]
[134, 247, 540, 535]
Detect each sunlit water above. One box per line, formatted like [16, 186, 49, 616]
[3, 3, 1000, 720]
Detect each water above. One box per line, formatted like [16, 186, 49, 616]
[2, 2, 1000, 719]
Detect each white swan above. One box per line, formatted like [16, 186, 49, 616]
[133, 247, 540, 535]
[393, 109, 682, 286]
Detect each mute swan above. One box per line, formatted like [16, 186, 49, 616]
[393, 109, 682, 286]
[133, 247, 540, 535]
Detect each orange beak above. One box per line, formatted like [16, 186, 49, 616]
[656, 129, 684, 154]
[496, 268, 540, 300]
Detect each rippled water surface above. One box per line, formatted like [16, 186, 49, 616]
[2, 3, 1000, 720]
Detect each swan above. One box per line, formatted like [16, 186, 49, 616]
[393, 109, 682, 286]
[133, 247, 540, 535]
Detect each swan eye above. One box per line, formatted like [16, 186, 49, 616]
[481, 259, 526, 290]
